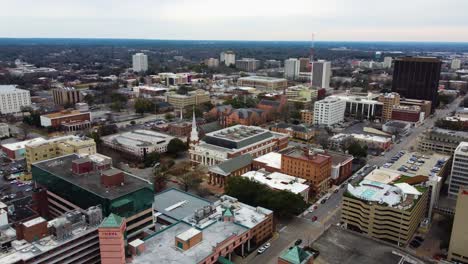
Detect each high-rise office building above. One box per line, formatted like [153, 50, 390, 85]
[52, 87, 83, 106]
[0, 85, 31, 114]
[220, 51, 236, 66]
[311, 60, 331, 88]
[451, 59, 462, 70]
[284, 58, 300, 80]
[132, 53, 148, 72]
[383, 56, 393, 68]
[448, 186, 468, 263]
[313, 98, 346, 126]
[235, 58, 260, 72]
[392, 57, 441, 112]
[449, 142, 468, 198]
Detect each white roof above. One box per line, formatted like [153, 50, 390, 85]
[242, 171, 309, 194]
[2, 137, 46, 151]
[23, 217, 46, 228]
[129, 239, 145, 247]
[176, 228, 201, 241]
[365, 168, 401, 184]
[254, 152, 282, 169]
[395, 183, 422, 195]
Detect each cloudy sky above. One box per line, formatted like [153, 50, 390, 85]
[1, 0, 468, 42]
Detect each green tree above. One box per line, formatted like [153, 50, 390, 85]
[144, 151, 161, 168]
[134, 98, 155, 115]
[167, 138, 188, 157]
[347, 141, 368, 159]
[83, 94, 95, 105]
[183, 106, 203, 119]
[225, 177, 308, 218]
[167, 161, 203, 192]
[153, 168, 169, 192]
[165, 113, 175, 121]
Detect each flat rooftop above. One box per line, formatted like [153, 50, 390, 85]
[133, 221, 248, 264]
[281, 148, 330, 164]
[313, 226, 424, 264]
[238, 76, 287, 82]
[203, 125, 283, 149]
[2, 137, 46, 151]
[0, 85, 28, 94]
[153, 188, 212, 223]
[242, 170, 309, 194]
[42, 110, 89, 119]
[253, 152, 282, 169]
[388, 152, 450, 178]
[33, 154, 151, 200]
[102, 129, 173, 148]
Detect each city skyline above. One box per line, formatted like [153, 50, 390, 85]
[2, 0, 468, 42]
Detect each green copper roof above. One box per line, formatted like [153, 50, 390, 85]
[280, 246, 312, 264]
[223, 208, 233, 217]
[100, 213, 124, 228]
[218, 256, 234, 264]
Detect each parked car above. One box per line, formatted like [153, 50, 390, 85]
[257, 246, 266, 254]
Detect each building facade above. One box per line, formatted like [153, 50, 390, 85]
[392, 57, 441, 112]
[132, 53, 148, 72]
[313, 98, 346, 126]
[284, 58, 300, 80]
[0, 85, 31, 114]
[40, 110, 91, 131]
[167, 89, 210, 110]
[25, 135, 96, 170]
[448, 186, 468, 263]
[449, 142, 468, 199]
[311, 60, 331, 88]
[52, 87, 83, 106]
[220, 51, 236, 66]
[237, 76, 288, 90]
[236, 58, 260, 72]
[378, 92, 400, 121]
[190, 125, 289, 166]
[417, 128, 468, 155]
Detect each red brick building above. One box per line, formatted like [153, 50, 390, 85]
[40, 110, 91, 131]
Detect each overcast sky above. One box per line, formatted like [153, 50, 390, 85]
[1, 0, 468, 42]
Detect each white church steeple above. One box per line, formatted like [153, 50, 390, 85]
[190, 110, 199, 144]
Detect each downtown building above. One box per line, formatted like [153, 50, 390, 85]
[132, 53, 148, 72]
[220, 51, 236, 66]
[448, 186, 468, 263]
[284, 58, 300, 80]
[417, 127, 468, 155]
[40, 110, 91, 132]
[311, 60, 331, 89]
[31, 153, 154, 238]
[0, 85, 31, 115]
[235, 58, 260, 72]
[190, 125, 289, 166]
[392, 57, 441, 112]
[313, 98, 346, 126]
[128, 188, 274, 264]
[0, 207, 104, 264]
[52, 87, 83, 106]
[342, 168, 429, 246]
[237, 76, 288, 90]
[449, 142, 468, 199]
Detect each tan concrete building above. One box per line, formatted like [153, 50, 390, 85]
[167, 89, 210, 110]
[342, 169, 428, 246]
[378, 92, 400, 122]
[25, 135, 96, 170]
[300, 109, 314, 125]
[52, 87, 83, 106]
[237, 76, 288, 90]
[448, 186, 468, 263]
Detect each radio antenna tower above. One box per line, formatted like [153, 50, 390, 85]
[310, 33, 315, 87]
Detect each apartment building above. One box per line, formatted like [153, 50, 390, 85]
[311, 60, 331, 89]
[300, 110, 314, 125]
[25, 135, 96, 170]
[378, 92, 400, 121]
[0, 85, 31, 114]
[132, 53, 148, 72]
[417, 128, 468, 155]
[313, 98, 346, 126]
[280, 148, 332, 195]
[220, 51, 236, 66]
[52, 87, 83, 106]
[166, 89, 210, 110]
[342, 168, 428, 246]
[448, 186, 468, 263]
[284, 58, 300, 80]
[235, 58, 260, 72]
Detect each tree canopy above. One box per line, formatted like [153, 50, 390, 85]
[347, 141, 368, 159]
[134, 98, 155, 115]
[225, 176, 308, 218]
[167, 138, 188, 157]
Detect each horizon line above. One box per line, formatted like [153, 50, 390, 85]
[1, 37, 468, 44]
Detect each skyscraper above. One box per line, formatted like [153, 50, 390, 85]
[284, 58, 300, 80]
[311, 60, 331, 88]
[449, 142, 468, 198]
[383, 56, 393, 68]
[392, 57, 441, 112]
[448, 186, 468, 263]
[132, 53, 148, 72]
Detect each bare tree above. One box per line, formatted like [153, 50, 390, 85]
[167, 161, 204, 192]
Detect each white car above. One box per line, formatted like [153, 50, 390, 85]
[264, 243, 271, 249]
[257, 246, 266, 254]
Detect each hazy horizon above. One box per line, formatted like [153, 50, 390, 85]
[2, 0, 468, 42]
